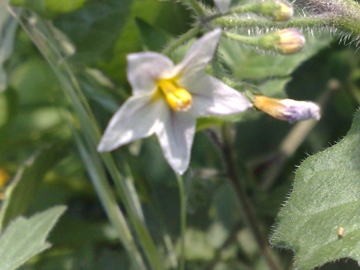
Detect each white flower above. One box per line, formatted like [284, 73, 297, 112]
[97, 29, 252, 175]
[214, 0, 231, 13]
[254, 95, 320, 123]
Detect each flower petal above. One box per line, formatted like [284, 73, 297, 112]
[214, 0, 231, 13]
[156, 111, 196, 175]
[98, 94, 166, 151]
[172, 29, 222, 83]
[186, 75, 252, 117]
[127, 52, 174, 95]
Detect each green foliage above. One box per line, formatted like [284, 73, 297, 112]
[0, 206, 66, 270]
[10, 0, 87, 18]
[2, 0, 360, 269]
[271, 108, 360, 269]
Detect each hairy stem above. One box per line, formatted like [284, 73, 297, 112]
[213, 14, 360, 36]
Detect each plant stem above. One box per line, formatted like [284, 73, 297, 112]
[221, 123, 281, 270]
[176, 173, 186, 270]
[162, 25, 202, 56]
[213, 16, 330, 29]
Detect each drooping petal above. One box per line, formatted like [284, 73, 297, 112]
[172, 29, 222, 83]
[156, 110, 196, 175]
[214, 0, 231, 14]
[127, 52, 174, 95]
[98, 94, 167, 151]
[185, 75, 252, 117]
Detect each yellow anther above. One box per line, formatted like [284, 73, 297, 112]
[157, 79, 192, 112]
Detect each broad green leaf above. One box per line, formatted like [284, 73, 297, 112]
[220, 32, 332, 80]
[270, 109, 360, 269]
[0, 206, 66, 270]
[0, 146, 67, 231]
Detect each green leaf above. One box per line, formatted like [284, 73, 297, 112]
[220, 32, 332, 80]
[10, 0, 88, 18]
[270, 108, 360, 269]
[135, 18, 170, 51]
[0, 206, 66, 270]
[0, 146, 67, 231]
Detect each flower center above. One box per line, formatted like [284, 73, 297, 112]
[157, 79, 192, 112]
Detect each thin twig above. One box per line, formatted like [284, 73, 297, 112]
[220, 123, 281, 270]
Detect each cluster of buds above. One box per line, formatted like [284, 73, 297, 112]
[253, 95, 321, 123]
[213, 0, 306, 55]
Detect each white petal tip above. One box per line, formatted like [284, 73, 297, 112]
[214, 0, 231, 13]
[97, 141, 115, 152]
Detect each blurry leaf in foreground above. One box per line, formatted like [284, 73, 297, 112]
[271, 109, 360, 269]
[0, 206, 66, 270]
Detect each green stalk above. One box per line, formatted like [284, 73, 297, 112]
[176, 173, 186, 270]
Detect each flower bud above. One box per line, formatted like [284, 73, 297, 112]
[254, 96, 321, 123]
[258, 1, 294, 22]
[260, 28, 305, 55]
[276, 29, 305, 54]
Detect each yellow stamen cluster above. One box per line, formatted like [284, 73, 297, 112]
[157, 79, 192, 112]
